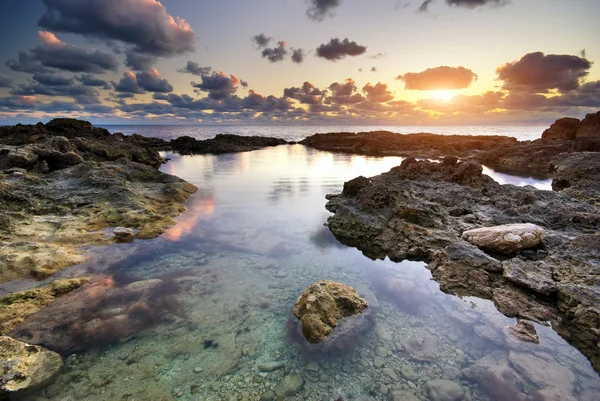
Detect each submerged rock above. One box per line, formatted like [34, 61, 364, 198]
[461, 223, 545, 255]
[293, 280, 368, 344]
[425, 379, 465, 401]
[113, 226, 135, 243]
[507, 320, 539, 344]
[273, 374, 304, 398]
[0, 336, 63, 396]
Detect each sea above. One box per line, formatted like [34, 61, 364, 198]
[12, 125, 600, 401]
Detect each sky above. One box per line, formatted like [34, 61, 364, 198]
[0, 0, 599, 126]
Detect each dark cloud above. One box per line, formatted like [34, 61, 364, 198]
[292, 49, 306, 64]
[395, 2, 412, 10]
[418, 0, 435, 13]
[307, 0, 341, 21]
[179, 61, 212, 76]
[398, 66, 478, 90]
[32, 72, 73, 86]
[316, 38, 367, 61]
[39, 0, 196, 56]
[371, 66, 377, 72]
[125, 51, 157, 72]
[284, 82, 326, 105]
[327, 79, 365, 104]
[7, 32, 119, 74]
[136, 69, 173, 93]
[192, 71, 242, 100]
[77, 74, 108, 87]
[446, 0, 508, 8]
[369, 53, 386, 59]
[496, 52, 591, 93]
[0, 73, 14, 88]
[262, 41, 288, 63]
[252, 33, 272, 48]
[0, 96, 36, 110]
[12, 81, 97, 98]
[113, 69, 173, 94]
[242, 90, 294, 112]
[362, 82, 394, 102]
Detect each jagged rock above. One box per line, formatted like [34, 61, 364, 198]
[552, 152, 600, 204]
[461, 223, 545, 255]
[541, 117, 581, 141]
[292, 280, 368, 343]
[0, 336, 63, 396]
[506, 320, 539, 343]
[113, 227, 134, 243]
[424, 379, 465, 401]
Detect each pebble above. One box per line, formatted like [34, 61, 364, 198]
[194, 367, 203, 373]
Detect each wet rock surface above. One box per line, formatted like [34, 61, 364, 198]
[325, 156, 600, 372]
[0, 335, 63, 396]
[292, 280, 368, 344]
[166, 134, 288, 155]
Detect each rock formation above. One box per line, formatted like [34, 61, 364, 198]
[0, 336, 63, 397]
[461, 223, 545, 255]
[292, 280, 368, 343]
[324, 157, 600, 371]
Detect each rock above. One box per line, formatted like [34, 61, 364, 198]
[541, 117, 581, 141]
[0, 336, 64, 396]
[292, 280, 368, 343]
[373, 356, 386, 368]
[502, 258, 556, 296]
[400, 365, 418, 381]
[506, 320, 539, 343]
[552, 152, 600, 204]
[305, 361, 319, 372]
[508, 351, 575, 393]
[273, 374, 304, 398]
[375, 346, 389, 357]
[356, 283, 380, 309]
[461, 353, 527, 401]
[113, 227, 134, 243]
[461, 223, 545, 255]
[259, 390, 275, 401]
[425, 379, 465, 401]
[382, 367, 398, 381]
[575, 111, 600, 139]
[257, 361, 285, 372]
[388, 390, 420, 401]
[399, 334, 444, 362]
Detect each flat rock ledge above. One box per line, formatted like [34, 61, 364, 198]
[0, 336, 63, 396]
[293, 280, 368, 344]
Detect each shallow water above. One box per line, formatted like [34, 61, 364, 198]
[21, 145, 599, 401]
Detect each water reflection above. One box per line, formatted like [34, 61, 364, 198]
[16, 144, 598, 401]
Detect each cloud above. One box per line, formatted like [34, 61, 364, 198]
[192, 71, 243, 100]
[77, 74, 108, 87]
[7, 32, 119, 74]
[0, 73, 14, 88]
[284, 82, 327, 105]
[496, 52, 592, 93]
[252, 33, 272, 48]
[292, 48, 306, 64]
[446, 0, 508, 8]
[371, 66, 377, 72]
[179, 61, 212, 76]
[262, 41, 288, 63]
[327, 79, 365, 104]
[316, 38, 367, 61]
[398, 66, 478, 90]
[369, 53, 387, 59]
[418, 0, 435, 13]
[125, 51, 158, 71]
[33, 72, 74, 86]
[307, 0, 341, 21]
[38, 0, 196, 68]
[113, 69, 173, 94]
[12, 81, 98, 98]
[362, 82, 394, 102]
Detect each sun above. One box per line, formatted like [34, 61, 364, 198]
[432, 90, 456, 102]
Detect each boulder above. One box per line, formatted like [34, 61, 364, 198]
[0, 336, 63, 396]
[461, 223, 545, 255]
[113, 227, 135, 243]
[425, 379, 465, 401]
[292, 280, 368, 343]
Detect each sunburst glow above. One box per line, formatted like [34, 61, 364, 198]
[432, 90, 456, 102]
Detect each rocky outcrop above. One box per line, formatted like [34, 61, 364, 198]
[324, 157, 600, 371]
[292, 280, 368, 343]
[0, 336, 63, 397]
[541, 117, 581, 141]
[0, 119, 199, 282]
[167, 134, 287, 155]
[552, 152, 600, 205]
[462, 223, 545, 255]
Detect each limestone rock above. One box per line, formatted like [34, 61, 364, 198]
[113, 227, 134, 243]
[462, 223, 545, 255]
[0, 336, 63, 396]
[293, 280, 368, 343]
[506, 320, 539, 343]
[425, 379, 465, 401]
[273, 374, 304, 398]
[502, 258, 556, 296]
[541, 117, 580, 141]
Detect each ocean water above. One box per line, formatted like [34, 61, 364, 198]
[104, 125, 547, 142]
[17, 144, 597, 401]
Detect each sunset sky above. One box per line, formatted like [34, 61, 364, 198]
[0, 0, 598, 125]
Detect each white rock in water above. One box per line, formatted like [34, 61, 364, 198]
[0, 336, 64, 396]
[113, 227, 134, 243]
[461, 223, 545, 254]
